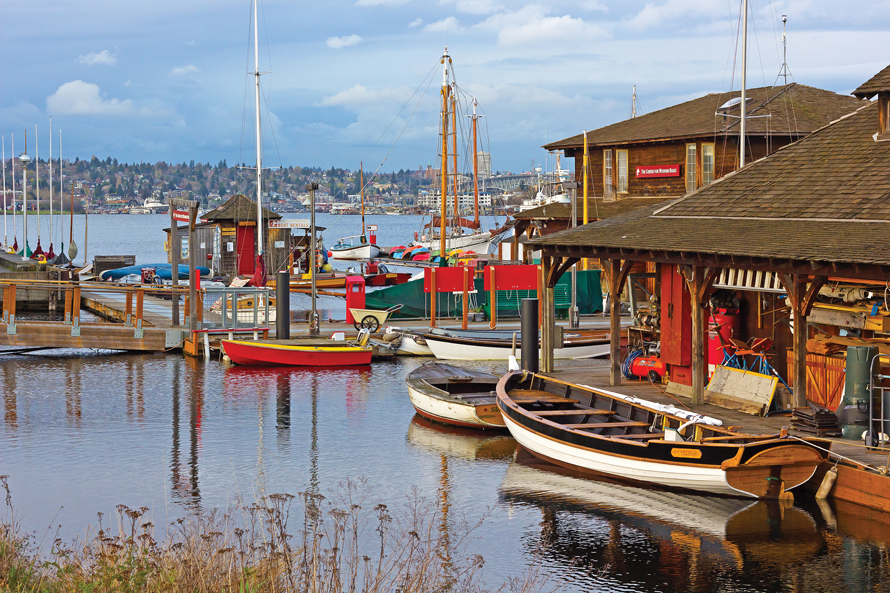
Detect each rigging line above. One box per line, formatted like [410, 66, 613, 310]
[749, 2, 769, 88]
[260, 84, 284, 171]
[766, 0, 782, 65]
[239, 0, 254, 173]
[359, 61, 439, 196]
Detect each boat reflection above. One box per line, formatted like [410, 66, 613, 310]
[170, 357, 203, 510]
[499, 450, 824, 591]
[406, 414, 516, 461]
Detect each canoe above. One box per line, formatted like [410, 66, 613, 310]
[405, 362, 505, 429]
[424, 332, 610, 361]
[495, 371, 831, 498]
[222, 340, 371, 367]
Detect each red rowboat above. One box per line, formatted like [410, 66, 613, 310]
[222, 340, 372, 367]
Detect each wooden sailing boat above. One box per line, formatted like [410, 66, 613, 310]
[330, 162, 380, 260]
[412, 48, 504, 257]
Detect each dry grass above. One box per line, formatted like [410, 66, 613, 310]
[0, 476, 559, 593]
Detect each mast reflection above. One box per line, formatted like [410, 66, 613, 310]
[170, 359, 202, 509]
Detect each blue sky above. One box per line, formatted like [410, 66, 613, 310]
[2, 0, 888, 173]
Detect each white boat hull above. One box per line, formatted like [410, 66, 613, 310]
[396, 334, 434, 356]
[426, 337, 610, 361]
[413, 231, 498, 255]
[407, 384, 502, 428]
[331, 244, 381, 260]
[502, 413, 742, 497]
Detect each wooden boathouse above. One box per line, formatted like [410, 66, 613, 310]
[165, 194, 292, 279]
[531, 66, 890, 412]
[544, 83, 862, 200]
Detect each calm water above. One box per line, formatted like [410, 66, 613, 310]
[2, 352, 890, 592]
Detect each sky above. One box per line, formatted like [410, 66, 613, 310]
[2, 0, 889, 174]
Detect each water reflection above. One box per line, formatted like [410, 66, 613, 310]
[406, 415, 516, 461]
[499, 450, 825, 592]
[170, 358, 202, 509]
[3, 362, 17, 429]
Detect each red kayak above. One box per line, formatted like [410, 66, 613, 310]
[222, 340, 372, 367]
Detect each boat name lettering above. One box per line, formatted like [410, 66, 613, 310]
[671, 448, 702, 459]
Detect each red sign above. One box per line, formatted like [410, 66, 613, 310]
[172, 210, 190, 222]
[635, 164, 680, 178]
[424, 266, 474, 293]
[483, 265, 539, 291]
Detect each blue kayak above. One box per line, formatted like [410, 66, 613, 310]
[100, 264, 211, 281]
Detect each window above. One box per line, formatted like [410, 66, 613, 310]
[616, 150, 628, 194]
[603, 150, 613, 199]
[685, 143, 697, 193]
[702, 143, 715, 185]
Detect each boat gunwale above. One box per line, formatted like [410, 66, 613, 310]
[406, 362, 500, 406]
[222, 339, 370, 354]
[424, 333, 609, 349]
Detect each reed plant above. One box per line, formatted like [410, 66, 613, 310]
[0, 476, 559, 593]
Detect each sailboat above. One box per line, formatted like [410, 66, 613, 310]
[330, 162, 380, 260]
[410, 49, 506, 257]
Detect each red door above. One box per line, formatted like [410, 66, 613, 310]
[236, 225, 256, 275]
[660, 264, 692, 367]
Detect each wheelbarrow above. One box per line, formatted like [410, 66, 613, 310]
[349, 304, 403, 332]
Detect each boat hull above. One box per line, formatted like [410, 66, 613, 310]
[222, 340, 371, 367]
[390, 332, 434, 356]
[425, 334, 610, 361]
[496, 372, 829, 498]
[407, 384, 504, 429]
[413, 231, 497, 255]
[331, 244, 381, 260]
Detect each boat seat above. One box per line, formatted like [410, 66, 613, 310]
[609, 433, 665, 440]
[564, 421, 651, 429]
[534, 409, 614, 416]
[508, 389, 578, 404]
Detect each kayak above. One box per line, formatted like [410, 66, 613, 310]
[99, 263, 211, 281]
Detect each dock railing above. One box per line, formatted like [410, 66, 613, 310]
[202, 286, 272, 331]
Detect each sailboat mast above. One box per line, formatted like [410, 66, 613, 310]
[439, 47, 449, 260]
[471, 97, 479, 228]
[740, 0, 748, 168]
[10, 134, 14, 247]
[49, 117, 53, 250]
[360, 162, 365, 237]
[254, 0, 264, 257]
[450, 87, 458, 235]
[35, 127, 39, 249]
[2, 136, 6, 248]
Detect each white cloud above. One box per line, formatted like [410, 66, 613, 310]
[46, 81, 133, 116]
[319, 84, 414, 109]
[625, 0, 725, 31]
[408, 18, 423, 27]
[78, 50, 116, 66]
[425, 16, 462, 32]
[355, 0, 409, 5]
[477, 6, 607, 46]
[439, 0, 503, 15]
[170, 65, 199, 76]
[326, 34, 363, 49]
[580, 0, 609, 11]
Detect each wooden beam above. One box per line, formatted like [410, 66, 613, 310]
[608, 259, 625, 387]
[549, 257, 579, 288]
[542, 255, 554, 372]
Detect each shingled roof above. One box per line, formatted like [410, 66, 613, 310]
[202, 194, 281, 222]
[853, 64, 890, 99]
[515, 197, 676, 221]
[533, 100, 890, 268]
[544, 83, 862, 150]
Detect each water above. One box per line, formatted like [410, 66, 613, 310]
[2, 352, 890, 592]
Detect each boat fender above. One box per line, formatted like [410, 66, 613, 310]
[508, 355, 520, 372]
[222, 354, 231, 363]
[815, 466, 838, 500]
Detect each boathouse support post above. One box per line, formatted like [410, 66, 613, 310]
[169, 204, 179, 326]
[541, 255, 554, 372]
[603, 258, 634, 387]
[779, 273, 827, 408]
[461, 266, 469, 330]
[680, 265, 719, 406]
[188, 205, 198, 332]
[521, 297, 539, 373]
[429, 267, 437, 328]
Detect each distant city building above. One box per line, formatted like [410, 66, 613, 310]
[477, 152, 492, 178]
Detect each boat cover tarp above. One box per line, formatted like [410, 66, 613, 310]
[100, 264, 211, 281]
[364, 269, 603, 320]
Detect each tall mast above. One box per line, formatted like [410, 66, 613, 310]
[439, 47, 449, 261]
[471, 97, 479, 228]
[632, 85, 637, 118]
[253, 0, 264, 258]
[35, 126, 40, 253]
[21, 130, 29, 260]
[59, 129, 62, 246]
[740, 0, 748, 168]
[2, 136, 6, 248]
[360, 162, 365, 237]
[779, 15, 789, 86]
[10, 134, 15, 248]
[450, 86, 458, 234]
[49, 117, 53, 251]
